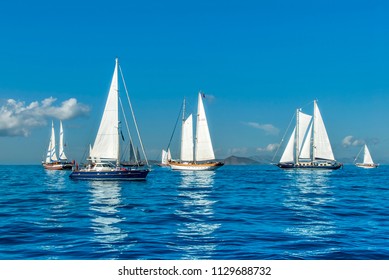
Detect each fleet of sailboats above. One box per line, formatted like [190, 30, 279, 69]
[42, 120, 73, 170]
[36, 58, 384, 176]
[355, 144, 379, 169]
[276, 100, 342, 170]
[168, 93, 224, 171]
[69, 58, 150, 180]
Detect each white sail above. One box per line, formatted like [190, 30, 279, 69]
[279, 128, 295, 163]
[279, 111, 312, 163]
[297, 111, 313, 160]
[59, 120, 67, 161]
[195, 93, 215, 161]
[313, 100, 335, 160]
[181, 114, 194, 161]
[363, 144, 374, 164]
[161, 149, 168, 164]
[90, 59, 119, 162]
[45, 121, 58, 163]
[161, 148, 172, 164]
[298, 111, 312, 159]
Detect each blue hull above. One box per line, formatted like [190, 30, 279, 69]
[276, 162, 342, 170]
[69, 169, 149, 180]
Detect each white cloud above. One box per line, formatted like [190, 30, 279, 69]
[257, 143, 279, 152]
[0, 97, 90, 137]
[246, 122, 279, 135]
[342, 135, 365, 147]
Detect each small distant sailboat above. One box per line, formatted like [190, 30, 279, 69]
[276, 100, 342, 170]
[159, 148, 171, 167]
[42, 120, 73, 170]
[355, 144, 378, 168]
[169, 93, 224, 171]
[70, 58, 150, 180]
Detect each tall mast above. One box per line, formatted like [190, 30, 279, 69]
[115, 58, 120, 166]
[180, 98, 186, 162]
[312, 100, 317, 161]
[295, 108, 300, 165]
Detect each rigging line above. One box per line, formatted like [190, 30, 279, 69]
[353, 145, 363, 163]
[119, 96, 138, 164]
[166, 100, 184, 151]
[119, 64, 149, 166]
[271, 111, 296, 163]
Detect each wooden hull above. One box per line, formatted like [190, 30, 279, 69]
[169, 161, 224, 171]
[355, 163, 379, 169]
[69, 169, 149, 180]
[42, 162, 73, 170]
[276, 161, 342, 170]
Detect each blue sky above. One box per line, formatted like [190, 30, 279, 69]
[1, 0, 389, 164]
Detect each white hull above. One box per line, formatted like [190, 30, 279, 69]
[355, 163, 378, 169]
[169, 161, 223, 171]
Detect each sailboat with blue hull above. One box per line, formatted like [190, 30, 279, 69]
[70, 58, 150, 180]
[276, 100, 342, 170]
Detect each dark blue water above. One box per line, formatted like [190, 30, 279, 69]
[0, 165, 388, 260]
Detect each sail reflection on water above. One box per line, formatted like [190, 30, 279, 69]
[173, 171, 220, 259]
[282, 170, 338, 256]
[88, 181, 129, 247]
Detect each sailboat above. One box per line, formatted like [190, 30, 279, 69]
[159, 148, 171, 167]
[355, 144, 378, 168]
[42, 120, 73, 170]
[69, 58, 150, 180]
[169, 93, 224, 171]
[276, 100, 342, 169]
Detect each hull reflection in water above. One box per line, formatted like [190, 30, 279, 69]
[172, 171, 220, 259]
[88, 181, 131, 252]
[282, 170, 337, 258]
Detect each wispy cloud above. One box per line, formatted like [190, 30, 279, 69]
[245, 122, 279, 135]
[0, 97, 90, 137]
[342, 135, 365, 147]
[257, 143, 279, 152]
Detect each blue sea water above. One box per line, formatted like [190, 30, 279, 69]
[0, 164, 388, 260]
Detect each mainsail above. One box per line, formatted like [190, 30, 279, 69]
[181, 114, 194, 161]
[363, 144, 374, 165]
[195, 93, 215, 161]
[313, 100, 335, 161]
[45, 121, 58, 163]
[89, 58, 119, 162]
[59, 120, 67, 161]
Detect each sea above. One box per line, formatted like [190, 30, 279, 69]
[0, 164, 388, 260]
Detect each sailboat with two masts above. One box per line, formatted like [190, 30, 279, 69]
[42, 120, 73, 170]
[169, 93, 224, 171]
[355, 144, 378, 168]
[69, 58, 150, 180]
[276, 100, 342, 170]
